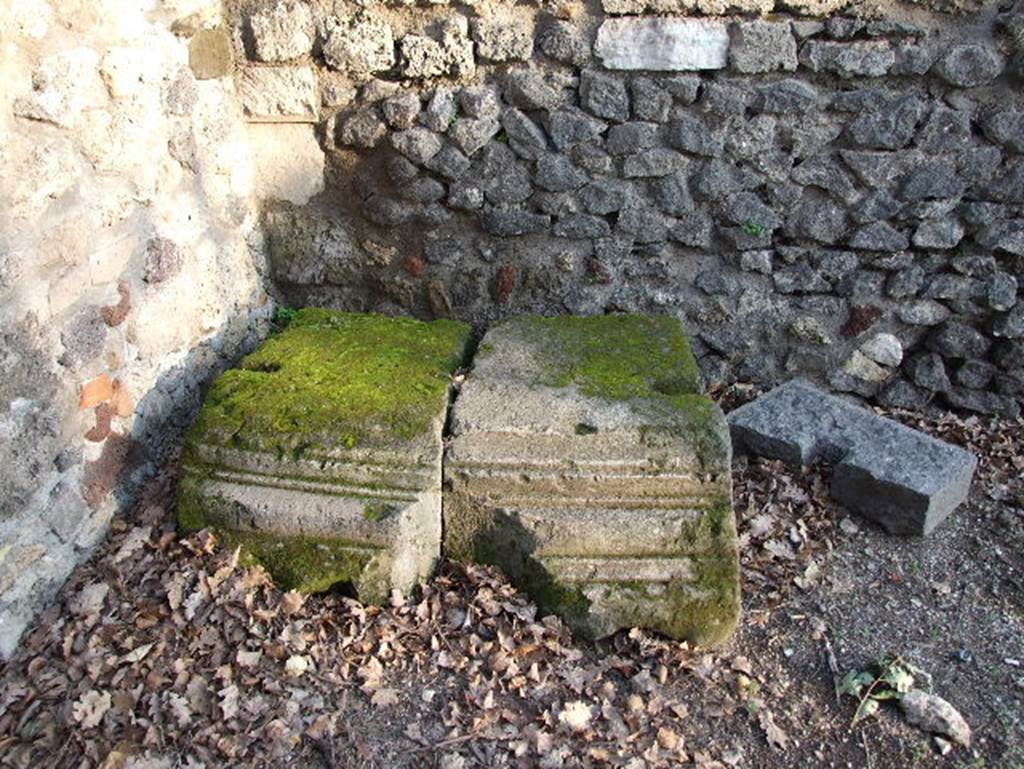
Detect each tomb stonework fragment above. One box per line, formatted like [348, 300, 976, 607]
[178, 310, 471, 601]
[728, 380, 977, 535]
[444, 315, 741, 645]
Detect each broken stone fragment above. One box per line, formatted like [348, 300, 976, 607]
[899, 690, 972, 747]
[178, 310, 472, 602]
[444, 315, 741, 645]
[728, 379, 977, 535]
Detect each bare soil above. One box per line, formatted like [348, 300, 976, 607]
[0, 399, 1021, 769]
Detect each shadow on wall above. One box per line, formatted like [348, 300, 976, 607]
[115, 307, 274, 511]
[0, 303, 272, 659]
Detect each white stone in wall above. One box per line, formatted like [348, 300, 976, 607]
[249, 1, 314, 63]
[595, 18, 730, 71]
[247, 123, 325, 206]
[238, 65, 318, 122]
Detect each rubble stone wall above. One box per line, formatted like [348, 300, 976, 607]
[246, 0, 1023, 419]
[0, 0, 281, 656]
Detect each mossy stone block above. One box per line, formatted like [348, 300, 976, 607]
[444, 314, 740, 645]
[179, 310, 471, 602]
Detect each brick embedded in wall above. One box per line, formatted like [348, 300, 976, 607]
[237, 0, 1022, 419]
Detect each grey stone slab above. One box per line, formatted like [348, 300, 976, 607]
[728, 379, 976, 536]
[444, 315, 740, 645]
[595, 18, 730, 71]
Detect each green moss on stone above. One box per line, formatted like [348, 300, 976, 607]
[176, 473, 211, 532]
[187, 310, 471, 456]
[176, 477, 380, 595]
[515, 314, 703, 401]
[221, 530, 378, 594]
[363, 500, 396, 522]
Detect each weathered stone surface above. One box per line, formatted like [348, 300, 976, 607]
[799, 40, 894, 78]
[381, 93, 421, 130]
[849, 222, 909, 251]
[913, 220, 964, 250]
[482, 210, 551, 236]
[473, 6, 535, 62]
[860, 332, 903, 367]
[934, 44, 1004, 88]
[248, 1, 313, 63]
[422, 88, 456, 132]
[338, 107, 387, 148]
[179, 310, 471, 601]
[248, 123, 325, 205]
[753, 79, 819, 113]
[391, 127, 443, 164]
[323, 16, 395, 78]
[398, 35, 447, 79]
[539, 20, 591, 67]
[729, 21, 797, 74]
[445, 315, 740, 645]
[595, 18, 730, 72]
[729, 379, 976, 535]
[190, 28, 233, 80]
[504, 69, 571, 111]
[449, 117, 501, 156]
[238, 66, 318, 122]
[846, 96, 926, 150]
[630, 78, 672, 122]
[580, 70, 630, 122]
[547, 109, 607, 151]
[669, 115, 723, 157]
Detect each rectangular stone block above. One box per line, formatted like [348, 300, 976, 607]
[178, 309, 471, 601]
[728, 379, 977, 536]
[238, 65, 319, 122]
[595, 18, 730, 72]
[444, 315, 740, 645]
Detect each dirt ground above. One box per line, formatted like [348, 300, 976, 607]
[0, 396, 1021, 769]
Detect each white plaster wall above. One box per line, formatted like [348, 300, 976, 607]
[0, 0, 279, 656]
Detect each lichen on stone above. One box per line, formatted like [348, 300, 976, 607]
[186, 309, 471, 457]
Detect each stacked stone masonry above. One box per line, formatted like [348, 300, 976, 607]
[239, 0, 1023, 424]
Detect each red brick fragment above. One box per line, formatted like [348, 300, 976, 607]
[493, 264, 518, 305]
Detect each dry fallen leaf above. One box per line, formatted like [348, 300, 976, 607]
[72, 690, 112, 728]
[558, 701, 592, 731]
[284, 655, 309, 678]
[758, 709, 789, 751]
[371, 688, 400, 708]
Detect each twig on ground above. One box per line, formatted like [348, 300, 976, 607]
[408, 732, 478, 753]
[861, 731, 872, 769]
[822, 633, 842, 702]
